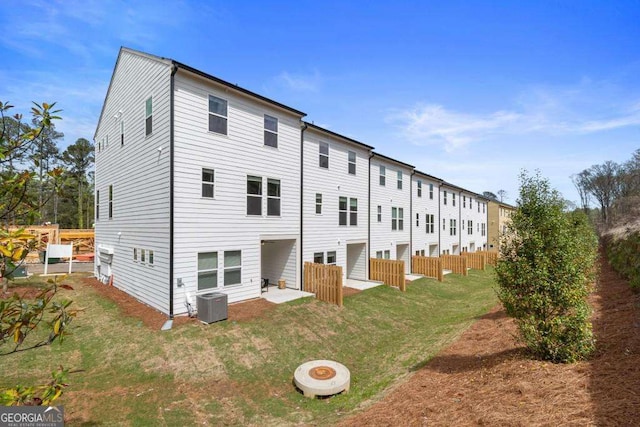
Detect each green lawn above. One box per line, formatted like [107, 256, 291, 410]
[1, 269, 498, 426]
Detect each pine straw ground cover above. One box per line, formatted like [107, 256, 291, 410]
[341, 253, 640, 426]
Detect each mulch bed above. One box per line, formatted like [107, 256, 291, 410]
[340, 254, 640, 425]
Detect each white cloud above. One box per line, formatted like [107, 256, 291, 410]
[274, 71, 322, 92]
[388, 81, 640, 152]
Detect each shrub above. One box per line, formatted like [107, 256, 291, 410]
[495, 172, 598, 363]
[605, 231, 640, 289]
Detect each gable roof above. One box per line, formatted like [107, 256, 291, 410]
[304, 122, 374, 150]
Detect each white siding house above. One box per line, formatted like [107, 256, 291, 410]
[369, 153, 413, 273]
[460, 190, 488, 252]
[302, 124, 372, 283]
[95, 48, 305, 317]
[412, 171, 441, 258]
[439, 182, 462, 255]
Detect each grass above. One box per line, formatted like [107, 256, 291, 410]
[1, 268, 498, 426]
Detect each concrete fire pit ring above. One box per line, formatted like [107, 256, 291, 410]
[294, 359, 350, 398]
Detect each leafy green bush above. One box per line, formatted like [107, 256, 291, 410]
[495, 172, 598, 363]
[605, 231, 640, 289]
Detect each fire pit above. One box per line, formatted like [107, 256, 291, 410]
[293, 359, 350, 398]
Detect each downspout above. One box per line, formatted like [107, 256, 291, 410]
[169, 64, 178, 319]
[410, 170, 415, 258]
[299, 122, 307, 290]
[458, 191, 462, 253]
[438, 183, 442, 255]
[368, 152, 374, 278]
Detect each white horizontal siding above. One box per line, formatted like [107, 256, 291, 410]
[302, 128, 370, 283]
[439, 185, 461, 254]
[172, 71, 303, 313]
[94, 49, 172, 315]
[412, 174, 440, 256]
[370, 157, 411, 262]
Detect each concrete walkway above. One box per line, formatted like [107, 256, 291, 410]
[20, 261, 94, 276]
[345, 278, 384, 290]
[260, 286, 314, 304]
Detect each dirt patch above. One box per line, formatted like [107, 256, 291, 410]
[81, 277, 278, 329]
[0, 285, 48, 300]
[343, 286, 361, 298]
[341, 253, 640, 426]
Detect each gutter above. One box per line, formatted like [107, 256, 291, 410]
[169, 64, 178, 319]
[299, 122, 307, 290]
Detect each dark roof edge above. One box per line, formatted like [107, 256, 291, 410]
[414, 169, 445, 183]
[304, 122, 374, 150]
[372, 151, 415, 169]
[173, 60, 306, 118]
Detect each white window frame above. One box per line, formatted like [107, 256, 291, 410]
[208, 95, 228, 135]
[315, 193, 322, 214]
[348, 151, 356, 175]
[339, 196, 347, 226]
[267, 178, 281, 217]
[198, 251, 218, 291]
[443, 190, 447, 205]
[397, 170, 402, 190]
[377, 205, 382, 222]
[417, 180, 422, 197]
[429, 183, 434, 199]
[452, 193, 456, 206]
[247, 175, 262, 216]
[319, 142, 329, 168]
[314, 252, 324, 264]
[145, 97, 152, 136]
[202, 168, 215, 198]
[379, 165, 386, 186]
[384, 250, 390, 259]
[376, 251, 383, 259]
[349, 197, 358, 226]
[223, 250, 242, 287]
[327, 251, 337, 265]
[96, 190, 100, 221]
[392, 207, 398, 230]
[108, 185, 113, 219]
[264, 114, 278, 147]
[398, 207, 404, 230]
[120, 120, 125, 146]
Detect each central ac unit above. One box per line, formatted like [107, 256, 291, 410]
[197, 293, 228, 323]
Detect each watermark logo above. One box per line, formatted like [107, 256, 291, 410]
[0, 406, 64, 427]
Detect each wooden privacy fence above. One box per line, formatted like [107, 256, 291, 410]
[370, 258, 406, 291]
[440, 254, 468, 276]
[60, 229, 95, 254]
[412, 256, 443, 281]
[476, 250, 498, 266]
[461, 252, 486, 271]
[304, 262, 343, 307]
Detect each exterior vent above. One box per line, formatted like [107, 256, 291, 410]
[197, 293, 228, 323]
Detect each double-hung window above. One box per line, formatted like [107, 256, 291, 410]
[429, 183, 434, 199]
[397, 170, 403, 189]
[398, 208, 404, 230]
[443, 218, 446, 230]
[120, 121, 125, 146]
[416, 213, 419, 227]
[327, 251, 337, 265]
[315, 193, 322, 214]
[133, 248, 137, 261]
[468, 220, 473, 235]
[463, 196, 466, 208]
[224, 251, 241, 286]
[208, 95, 228, 135]
[348, 151, 356, 175]
[377, 205, 382, 222]
[376, 251, 383, 259]
[349, 198, 358, 226]
[202, 168, 215, 198]
[319, 142, 329, 168]
[426, 214, 434, 233]
[470, 198, 473, 210]
[145, 97, 152, 136]
[443, 190, 447, 205]
[198, 252, 218, 291]
[267, 179, 280, 216]
[339, 197, 348, 225]
[452, 193, 456, 206]
[417, 180, 422, 197]
[384, 250, 390, 259]
[392, 207, 398, 230]
[264, 115, 278, 147]
[379, 165, 386, 186]
[247, 176, 262, 215]
[450, 219, 457, 236]
[314, 252, 324, 264]
[96, 190, 100, 220]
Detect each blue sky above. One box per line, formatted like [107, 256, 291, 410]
[2, 0, 639, 204]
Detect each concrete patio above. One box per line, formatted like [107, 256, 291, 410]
[260, 286, 314, 304]
[345, 278, 384, 290]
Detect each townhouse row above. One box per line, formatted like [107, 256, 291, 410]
[94, 47, 491, 317]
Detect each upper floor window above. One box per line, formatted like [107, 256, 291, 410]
[339, 196, 347, 226]
[483, 203, 486, 214]
[416, 213, 419, 227]
[478, 201, 481, 212]
[450, 219, 457, 236]
[391, 207, 404, 230]
[350, 198, 358, 226]
[429, 183, 434, 199]
[145, 97, 152, 136]
[470, 198, 473, 210]
[397, 170, 403, 190]
[267, 179, 281, 216]
[96, 190, 100, 220]
[468, 220, 473, 235]
[443, 218, 446, 230]
[120, 120, 125, 146]
[379, 165, 386, 186]
[443, 190, 448, 205]
[208, 95, 228, 135]
[319, 142, 329, 168]
[452, 193, 456, 207]
[202, 168, 215, 198]
[417, 180, 422, 197]
[426, 214, 434, 233]
[264, 115, 278, 147]
[247, 176, 262, 215]
[463, 196, 466, 208]
[315, 193, 322, 214]
[348, 151, 356, 175]
[108, 185, 113, 219]
[377, 205, 382, 222]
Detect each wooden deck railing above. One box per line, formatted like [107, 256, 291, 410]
[461, 252, 486, 270]
[304, 262, 343, 306]
[412, 256, 443, 281]
[440, 254, 468, 276]
[370, 258, 406, 291]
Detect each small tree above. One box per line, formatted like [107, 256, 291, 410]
[495, 171, 598, 363]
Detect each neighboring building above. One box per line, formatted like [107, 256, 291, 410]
[369, 153, 413, 273]
[302, 123, 373, 283]
[487, 200, 516, 251]
[95, 47, 504, 317]
[412, 171, 441, 257]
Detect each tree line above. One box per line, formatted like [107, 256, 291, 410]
[572, 149, 640, 228]
[1, 101, 94, 229]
